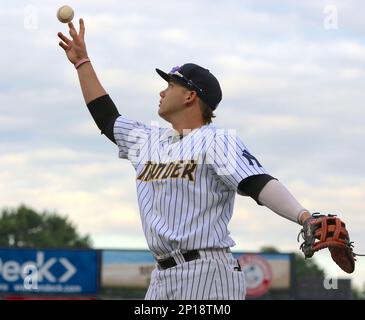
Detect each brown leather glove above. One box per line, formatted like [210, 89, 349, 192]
[298, 213, 355, 273]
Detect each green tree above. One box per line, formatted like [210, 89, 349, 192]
[260, 246, 325, 277]
[0, 205, 92, 248]
[260, 246, 280, 253]
[293, 253, 325, 277]
[259, 246, 325, 299]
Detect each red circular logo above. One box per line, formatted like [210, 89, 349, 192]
[238, 254, 272, 297]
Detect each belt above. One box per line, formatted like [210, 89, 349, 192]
[156, 250, 201, 270]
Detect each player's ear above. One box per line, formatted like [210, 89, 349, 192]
[185, 90, 198, 103]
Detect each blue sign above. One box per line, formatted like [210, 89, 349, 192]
[0, 248, 100, 295]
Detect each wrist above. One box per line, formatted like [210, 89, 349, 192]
[74, 57, 90, 69]
[299, 210, 312, 225]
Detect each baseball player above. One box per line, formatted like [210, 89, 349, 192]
[58, 19, 312, 300]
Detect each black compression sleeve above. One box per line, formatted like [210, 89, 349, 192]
[238, 174, 277, 205]
[87, 94, 120, 144]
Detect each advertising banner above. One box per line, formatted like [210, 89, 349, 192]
[101, 250, 293, 297]
[0, 248, 100, 295]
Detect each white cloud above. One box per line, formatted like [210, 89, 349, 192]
[0, 116, 35, 128]
[334, 41, 365, 61]
[159, 28, 189, 44]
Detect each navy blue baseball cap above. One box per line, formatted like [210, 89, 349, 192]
[156, 63, 222, 110]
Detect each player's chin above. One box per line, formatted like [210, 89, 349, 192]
[158, 106, 167, 118]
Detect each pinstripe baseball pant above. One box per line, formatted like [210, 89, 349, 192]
[145, 248, 246, 300]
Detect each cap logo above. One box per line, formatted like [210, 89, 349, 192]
[167, 65, 203, 94]
[169, 66, 181, 73]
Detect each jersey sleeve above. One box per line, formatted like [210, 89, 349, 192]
[113, 116, 151, 160]
[207, 132, 267, 191]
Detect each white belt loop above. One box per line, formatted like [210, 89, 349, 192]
[169, 249, 186, 264]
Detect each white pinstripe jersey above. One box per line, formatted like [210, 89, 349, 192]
[114, 116, 266, 256]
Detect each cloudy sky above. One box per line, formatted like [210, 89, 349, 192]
[1, 0, 365, 290]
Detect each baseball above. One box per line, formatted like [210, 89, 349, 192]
[57, 5, 74, 23]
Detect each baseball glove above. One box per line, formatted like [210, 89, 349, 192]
[297, 213, 355, 273]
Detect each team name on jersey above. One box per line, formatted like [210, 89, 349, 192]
[137, 160, 198, 182]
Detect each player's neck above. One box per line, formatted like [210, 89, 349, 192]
[171, 118, 206, 134]
[164, 105, 206, 134]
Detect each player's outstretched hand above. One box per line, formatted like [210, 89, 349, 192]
[297, 213, 356, 273]
[58, 18, 88, 65]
